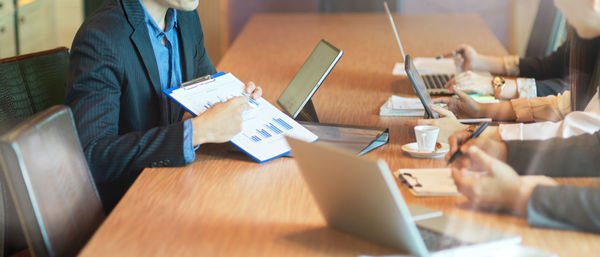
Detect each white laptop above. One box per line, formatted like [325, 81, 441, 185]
[383, 1, 492, 95]
[286, 137, 521, 257]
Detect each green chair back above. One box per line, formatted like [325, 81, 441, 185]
[0, 47, 69, 123]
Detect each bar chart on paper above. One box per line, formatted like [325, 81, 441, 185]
[232, 96, 317, 162]
[164, 73, 318, 163]
[246, 118, 293, 142]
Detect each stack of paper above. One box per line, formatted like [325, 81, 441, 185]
[379, 95, 425, 116]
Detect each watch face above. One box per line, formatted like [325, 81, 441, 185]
[492, 77, 505, 88]
[492, 77, 506, 100]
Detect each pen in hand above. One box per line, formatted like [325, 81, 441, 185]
[436, 48, 465, 60]
[446, 122, 489, 165]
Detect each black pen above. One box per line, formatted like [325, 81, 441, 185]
[447, 122, 489, 165]
[436, 49, 465, 60]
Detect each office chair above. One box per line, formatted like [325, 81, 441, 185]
[0, 181, 3, 257]
[0, 47, 70, 123]
[0, 105, 105, 257]
[0, 47, 70, 256]
[525, 0, 566, 57]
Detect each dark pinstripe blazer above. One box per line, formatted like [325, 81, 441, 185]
[65, 0, 216, 210]
[505, 131, 600, 232]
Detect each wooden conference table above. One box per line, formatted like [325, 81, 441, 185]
[79, 14, 600, 256]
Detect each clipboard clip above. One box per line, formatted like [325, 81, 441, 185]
[181, 74, 216, 90]
[399, 172, 422, 188]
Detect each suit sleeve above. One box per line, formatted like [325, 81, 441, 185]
[505, 131, 600, 177]
[527, 186, 600, 232]
[519, 41, 569, 81]
[65, 27, 187, 186]
[535, 78, 570, 96]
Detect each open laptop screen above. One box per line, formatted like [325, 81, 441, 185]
[405, 55, 440, 119]
[277, 40, 343, 118]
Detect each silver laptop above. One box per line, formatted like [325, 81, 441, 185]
[405, 55, 440, 119]
[286, 137, 521, 257]
[383, 1, 453, 95]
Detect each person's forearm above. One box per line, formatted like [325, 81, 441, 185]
[528, 186, 600, 233]
[479, 101, 517, 121]
[473, 55, 506, 75]
[506, 131, 600, 176]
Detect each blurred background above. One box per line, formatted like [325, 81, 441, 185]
[0, 0, 559, 65]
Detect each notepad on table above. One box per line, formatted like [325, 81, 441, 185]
[380, 94, 498, 117]
[164, 72, 318, 163]
[394, 168, 460, 196]
[379, 95, 425, 116]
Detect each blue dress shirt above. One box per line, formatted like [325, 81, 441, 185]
[140, 2, 196, 163]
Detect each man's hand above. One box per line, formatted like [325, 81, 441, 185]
[449, 44, 479, 72]
[183, 81, 262, 122]
[452, 146, 558, 216]
[433, 89, 482, 118]
[446, 44, 507, 75]
[245, 81, 262, 100]
[189, 81, 263, 145]
[192, 96, 249, 145]
[446, 127, 506, 171]
[444, 71, 494, 95]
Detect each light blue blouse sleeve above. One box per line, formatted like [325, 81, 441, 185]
[183, 119, 198, 163]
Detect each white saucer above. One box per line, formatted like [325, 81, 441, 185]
[402, 142, 449, 159]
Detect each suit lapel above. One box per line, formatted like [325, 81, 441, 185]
[170, 11, 195, 121]
[178, 12, 196, 81]
[123, 0, 162, 100]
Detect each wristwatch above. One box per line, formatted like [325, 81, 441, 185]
[491, 76, 506, 99]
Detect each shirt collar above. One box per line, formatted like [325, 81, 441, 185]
[139, 1, 178, 38]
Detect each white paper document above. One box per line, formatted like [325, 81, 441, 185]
[379, 95, 425, 116]
[165, 73, 318, 163]
[392, 57, 457, 76]
[380, 95, 497, 117]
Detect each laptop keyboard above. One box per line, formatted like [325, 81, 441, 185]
[421, 74, 453, 93]
[418, 226, 470, 252]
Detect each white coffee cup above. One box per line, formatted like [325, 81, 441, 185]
[414, 125, 440, 152]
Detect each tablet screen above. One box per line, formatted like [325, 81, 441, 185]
[277, 40, 343, 118]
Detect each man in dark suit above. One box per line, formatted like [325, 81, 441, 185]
[65, 0, 262, 211]
[446, 129, 600, 233]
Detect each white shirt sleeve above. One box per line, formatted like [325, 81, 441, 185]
[499, 122, 560, 141]
[500, 112, 600, 140]
[516, 78, 537, 98]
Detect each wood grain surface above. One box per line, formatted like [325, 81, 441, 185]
[78, 14, 600, 257]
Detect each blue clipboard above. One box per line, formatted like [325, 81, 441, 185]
[162, 72, 316, 164]
[162, 72, 227, 117]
